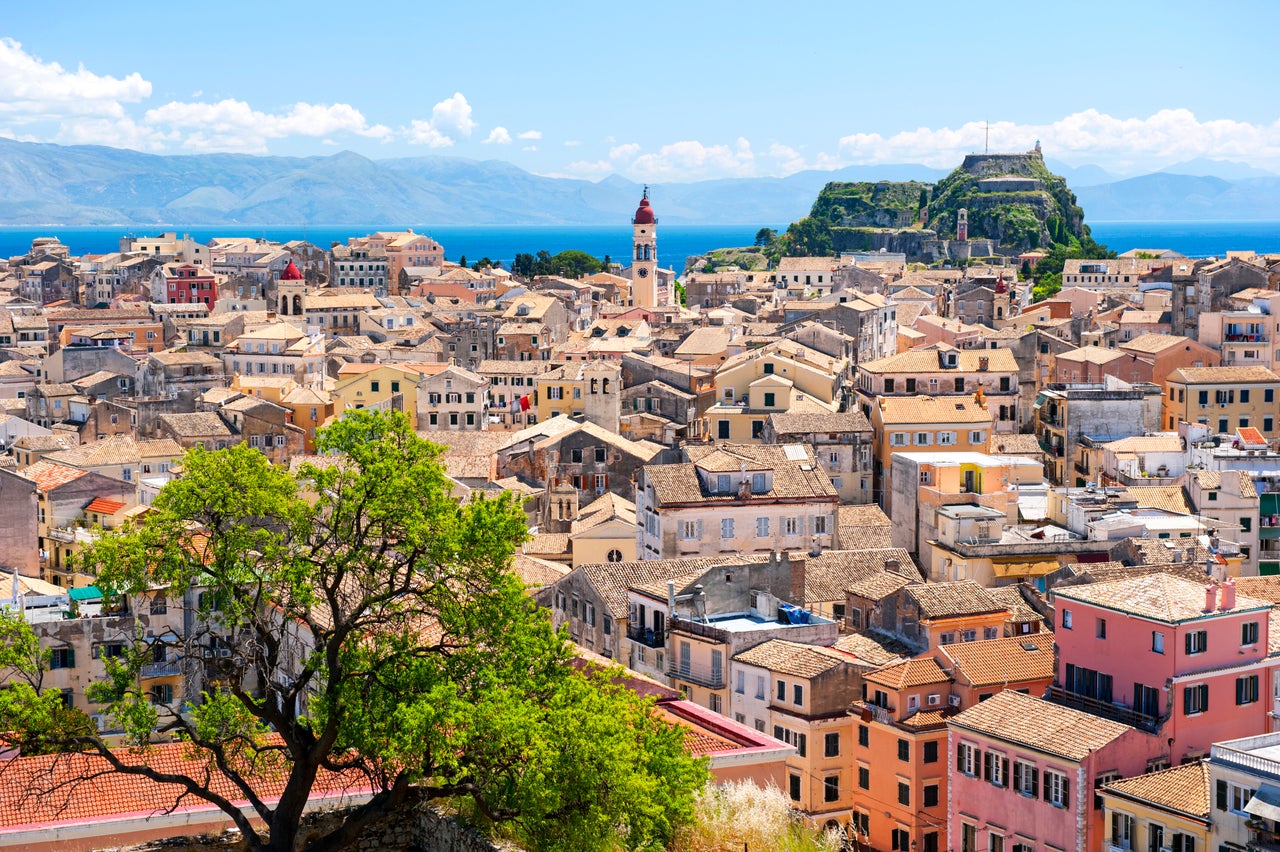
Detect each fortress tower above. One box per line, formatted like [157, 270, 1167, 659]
[631, 187, 659, 307]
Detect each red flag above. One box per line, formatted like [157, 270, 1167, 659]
[520, 395, 530, 411]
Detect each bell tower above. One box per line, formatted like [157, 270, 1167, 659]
[631, 187, 659, 307]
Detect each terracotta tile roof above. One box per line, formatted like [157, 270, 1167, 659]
[1270, 610, 1280, 657]
[1124, 485, 1192, 515]
[846, 571, 915, 601]
[794, 548, 920, 603]
[1103, 761, 1211, 820]
[986, 585, 1049, 625]
[522, 533, 570, 557]
[1053, 573, 1270, 623]
[0, 737, 368, 832]
[832, 630, 913, 666]
[835, 504, 894, 550]
[874, 395, 994, 425]
[84, 497, 126, 515]
[898, 708, 952, 730]
[1056, 345, 1127, 365]
[1170, 366, 1280, 384]
[859, 347, 1019, 375]
[46, 436, 181, 469]
[1236, 576, 1280, 605]
[511, 553, 571, 589]
[577, 555, 766, 619]
[646, 444, 837, 506]
[732, 639, 854, 679]
[989, 432, 1044, 458]
[943, 632, 1056, 688]
[20, 460, 87, 491]
[950, 690, 1133, 761]
[158, 412, 233, 438]
[768, 409, 872, 436]
[1102, 435, 1184, 454]
[864, 656, 951, 689]
[1119, 333, 1197, 354]
[906, 581, 1005, 620]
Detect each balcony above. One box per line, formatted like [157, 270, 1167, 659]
[1047, 684, 1161, 733]
[627, 625, 665, 649]
[141, 659, 182, 678]
[670, 616, 731, 645]
[1249, 824, 1280, 852]
[668, 659, 725, 690]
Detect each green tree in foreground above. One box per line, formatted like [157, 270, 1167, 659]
[0, 410, 705, 852]
[779, 217, 833, 258]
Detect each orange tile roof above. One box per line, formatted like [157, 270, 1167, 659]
[20, 460, 87, 492]
[84, 497, 126, 515]
[942, 632, 1056, 688]
[950, 690, 1133, 761]
[0, 737, 369, 832]
[1103, 761, 1211, 820]
[864, 656, 951, 690]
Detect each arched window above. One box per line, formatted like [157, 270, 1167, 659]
[607, 549, 623, 562]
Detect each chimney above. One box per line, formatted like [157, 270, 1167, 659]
[667, 580, 676, 618]
[978, 356, 989, 371]
[790, 555, 807, 605]
[1221, 578, 1237, 611]
[885, 559, 901, 574]
[1204, 584, 1217, 613]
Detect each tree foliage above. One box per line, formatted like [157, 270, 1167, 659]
[0, 410, 705, 852]
[510, 249, 604, 279]
[1029, 230, 1116, 303]
[779, 217, 833, 258]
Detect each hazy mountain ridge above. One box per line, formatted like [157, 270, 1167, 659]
[0, 138, 1275, 226]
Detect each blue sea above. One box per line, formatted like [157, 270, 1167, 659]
[0, 225, 779, 270]
[0, 220, 1277, 265]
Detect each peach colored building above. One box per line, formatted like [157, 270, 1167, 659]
[1116, 333, 1216, 385]
[1050, 574, 1276, 765]
[948, 691, 1155, 852]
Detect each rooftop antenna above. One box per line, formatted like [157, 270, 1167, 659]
[985, 121, 989, 154]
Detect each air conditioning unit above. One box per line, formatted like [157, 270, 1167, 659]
[927, 693, 941, 706]
[948, 694, 962, 707]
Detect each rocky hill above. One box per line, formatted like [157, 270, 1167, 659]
[795, 148, 1092, 260]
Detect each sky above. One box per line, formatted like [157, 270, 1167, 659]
[2, 0, 1278, 182]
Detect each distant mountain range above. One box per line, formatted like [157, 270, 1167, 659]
[0, 138, 1276, 227]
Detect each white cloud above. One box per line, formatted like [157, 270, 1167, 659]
[836, 109, 1280, 172]
[405, 92, 476, 148]
[142, 98, 391, 153]
[517, 130, 541, 140]
[608, 142, 641, 161]
[0, 38, 150, 121]
[483, 126, 512, 144]
[521, 145, 537, 152]
[625, 137, 757, 181]
[564, 139, 582, 147]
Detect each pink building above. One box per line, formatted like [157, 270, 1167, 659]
[947, 690, 1154, 852]
[1050, 574, 1275, 765]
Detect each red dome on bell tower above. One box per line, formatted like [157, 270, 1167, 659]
[280, 260, 304, 280]
[632, 187, 656, 225]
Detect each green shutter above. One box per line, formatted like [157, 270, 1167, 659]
[1216, 779, 1228, 811]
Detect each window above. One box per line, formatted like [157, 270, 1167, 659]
[1237, 674, 1260, 705]
[1061, 608, 1072, 629]
[923, 740, 938, 762]
[1183, 683, 1209, 715]
[884, 378, 895, 393]
[1096, 617, 1107, 639]
[1218, 779, 1256, 814]
[984, 750, 1008, 787]
[961, 823, 977, 852]
[858, 765, 870, 789]
[777, 680, 786, 701]
[1171, 833, 1195, 852]
[824, 776, 840, 803]
[50, 647, 75, 669]
[890, 432, 908, 446]
[937, 431, 956, 445]
[1152, 631, 1165, 654]
[1111, 812, 1134, 850]
[956, 742, 978, 776]
[825, 732, 840, 757]
[894, 828, 913, 851]
[858, 725, 869, 747]
[1065, 663, 1113, 702]
[751, 472, 766, 492]
[1044, 769, 1069, 807]
[755, 676, 765, 700]
[756, 517, 770, 537]
[1243, 621, 1260, 645]
[852, 810, 870, 837]
[1013, 761, 1038, 797]
[680, 521, 699, 541]
[721, 518, 734, 539]
[1185, 630, 1207, 654]
[784, 517, 799, 536]
[924, 783, 939, 807]
[370, 381, 380, 393]
[763, 392, 775, 407]
[962, 628, 977, 642]
[970, 430, 986, 443]
[789, 774, 801, 802]
[793, 684, 803, 706]
[897, 780, 910, 806]
[914, 432, 930, 445]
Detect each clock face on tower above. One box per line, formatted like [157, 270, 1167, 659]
[637, 267, 649, 278]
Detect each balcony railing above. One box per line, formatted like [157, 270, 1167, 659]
[668, 660, 725, 690]
[1249, 825, 1280, 852]
[670, 616, 731, 645]
[1047, 684, 1161, 733]
[627, 625, 665, 649]
[141, 660, 182, 678]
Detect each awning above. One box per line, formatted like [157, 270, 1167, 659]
[1245, 784, 1280, 821]
[991, 561, 1061, 579]
[68, 585, 103, 602]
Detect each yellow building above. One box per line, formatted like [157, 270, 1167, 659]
[706, 340, 847, 443]
[534, 361, 621, 430]
[868, 394, 994, 513]
[1163, 365, 1280, 436]
[1100, 762, 1210, 852]
[331, 362, 443, 416]
[229, 375, 334, 451]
